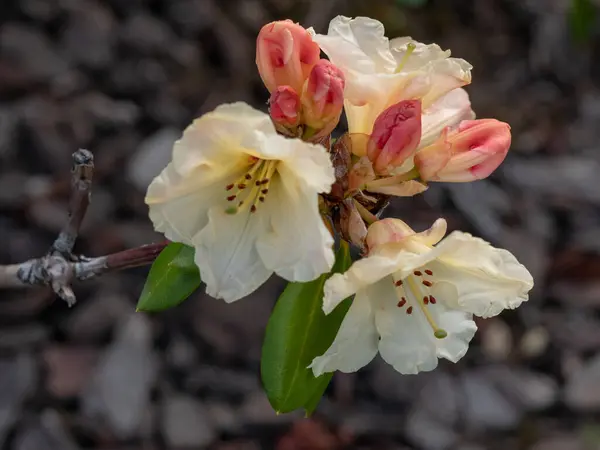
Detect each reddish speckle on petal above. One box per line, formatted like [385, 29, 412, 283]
[429, 295, 437, 304]
[395, 280, 403, 287]
[423, 296, 429, 305]
[414, 270, 422, 276]
[397, 298, 406, 308]
[425, 269, 433, 276]
[406, 306, 413, 315]
[423, 280, 432, 287]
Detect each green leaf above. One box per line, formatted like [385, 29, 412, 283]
[261, 241, 353, 414]
[136, 243, 201, 312]
[570, 0, 596, 43]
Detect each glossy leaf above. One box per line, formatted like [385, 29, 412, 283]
[261, 241, 352, 414]
[136, 243, 201, 312]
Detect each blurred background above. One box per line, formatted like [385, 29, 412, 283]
[1, 0, 600, 448]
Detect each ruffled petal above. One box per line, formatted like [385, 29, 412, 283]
[430, 232, 534, 317]
[314, 16, 396, 74]
[192, 205, 271, 303]
[309, 291, 379, 376]
[390, 39, 451, 71]
[373, 276, 477, 374]
[256, 172, 334, 282]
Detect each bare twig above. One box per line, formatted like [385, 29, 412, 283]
[0, 149, 168, 305]
[51, 149, 93, 257]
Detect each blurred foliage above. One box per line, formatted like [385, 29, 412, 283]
[569, 0, 597, 42]
[395, 0, 427, 7]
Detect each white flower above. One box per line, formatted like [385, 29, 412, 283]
[310, 218, 533, 375]
[311, 16, 473, 137]
[145, 102, 336, 303]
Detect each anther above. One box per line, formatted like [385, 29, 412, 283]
[422, 280, 432, 287]
[260, 179, 270, 185]
[423, 296, 429, 305]
[413, 270, 422, 276]
[397, 298, 406, 308]
[429, 295, 436, 304]
[245, 173, 252, 180]
[261, 189, 269, 194]
[227, 195, 236, 201]
[259, 196, 265, 202]
[406, 306, 413, 315]
[237, 183, 247, 190]
[226, 184, 234, 191]
[425, 269, 433, 276]
[250, 205, 257, 213]
[394, 280, 403, 287]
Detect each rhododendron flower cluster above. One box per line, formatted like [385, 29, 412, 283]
[144, 15, 533, 406]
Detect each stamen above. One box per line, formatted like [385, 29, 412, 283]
[223, 160, 278, 214]
[394, 42, 416, 73]
[405, 276, 447, 339]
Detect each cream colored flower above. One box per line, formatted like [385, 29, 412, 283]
[310, 218, 533, 375]
[145, 102, 335, 303]
[311, 16, 473, 137]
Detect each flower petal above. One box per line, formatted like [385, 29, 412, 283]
[146, 162, 236, 244]
[430, 231, 534, 317]
[373, 277, 477, 374]
[192, 206, 272, 303]
[420, 88, 475, 148]
[390, 39, 451, 71]
[314, 16, 396, 74]
[309, 291, 379, 376]
[323, 252, 405, 314]
[256, 172, 334, 282]
[260, 134, 335, 192]
[172, 102, 275, 176]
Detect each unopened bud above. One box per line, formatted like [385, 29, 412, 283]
[367, 100, 422, 174]
[269, 86, 301, 128]
[256, 20, 320, 94]
[301, 59, 345, 136]
[414, 119, 511, 182]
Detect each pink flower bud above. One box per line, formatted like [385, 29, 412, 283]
[256, 20, 320, 94]
[415, 119, 511, 182]
[366, 100, 422, 174]
[269, 86, 301, 128]
[301, 59, 345, 135]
